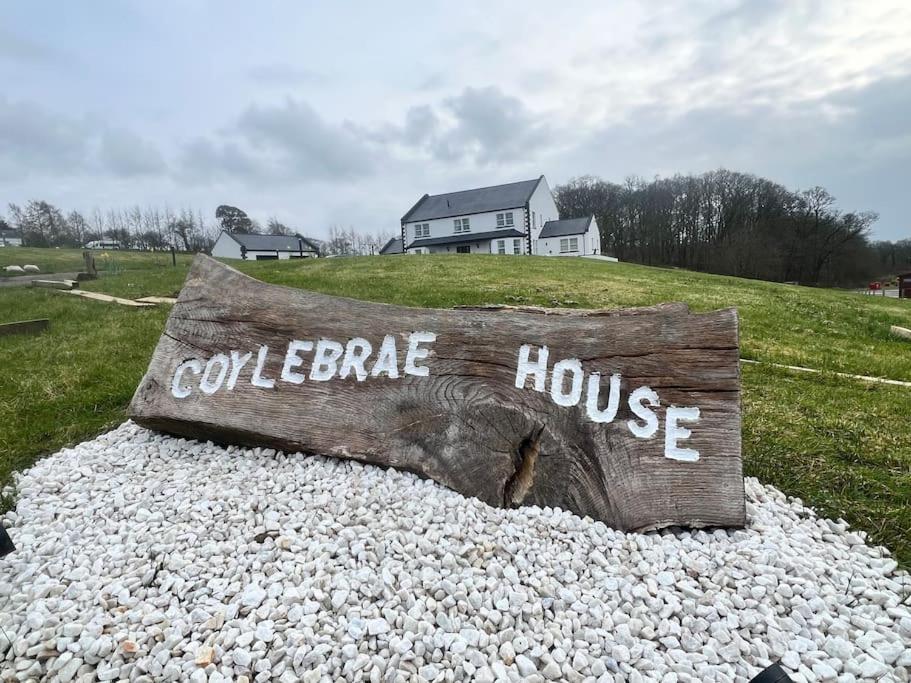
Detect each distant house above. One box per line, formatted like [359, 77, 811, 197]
[211, 232, 321, 260]
[400, 175, 602, 257]
[0, 228, 22, 247]
[379, 237, 404, 255]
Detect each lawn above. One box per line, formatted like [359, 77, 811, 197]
[1, 246, 194, 278]
[2, 249, 909, 566]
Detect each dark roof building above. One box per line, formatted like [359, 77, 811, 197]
[539, 216, 594, 239]
[379, 237, 404, 255]
[401, 177, 544, 223]
[228, 233, 321, 253]
[211, 231, 322, 260]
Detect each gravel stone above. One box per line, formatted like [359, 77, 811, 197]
[0, 422, 909, 682]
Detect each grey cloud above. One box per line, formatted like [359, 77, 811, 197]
[0, 28, 61, 64]
[565, 72, 911, 239]
[99, 129, 167, 177]
[0, 98, 90, 178]
[433, 86, 551, 163]
[181, 99, 375, 184]
[391, 86, 552, 165]
[402, 106, 439, 145]
[0, 97, 167, 181]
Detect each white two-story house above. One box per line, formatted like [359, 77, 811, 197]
[399, 176, 602, 257]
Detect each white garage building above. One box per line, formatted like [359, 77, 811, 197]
[211, 232, 321, 260]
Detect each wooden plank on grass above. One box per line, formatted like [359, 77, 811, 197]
[136, 296, 178, 305]
[60, 290, 155, 307]
[130, 255, 745, 532]
[30, 279, 78, 290]
[0, 318, 49, 336]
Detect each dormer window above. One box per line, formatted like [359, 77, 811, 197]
[496, 212, 514, 228]
[453, 218, 470, 233]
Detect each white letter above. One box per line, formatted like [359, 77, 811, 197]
[550, 358, 584, 407]
[585, 372, 621, 423]
[251, 345, 275, 389]
[310, 339, 344, 381]
[370, 335, 400, 378]
[171, 359, 202, 398]
[226, 350, 253, 390]
[281, 340, 314, 384]
[199, 354, 229, 395]
[515, 344, 549, 392]
[664, 406, 700, 462]
[627, 386, 660, 438]
[339, 337, 373, 381]
[404, 331, 436, 377]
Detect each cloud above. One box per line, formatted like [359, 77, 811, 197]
[246, 64, 327, 86]
[0, 28, 62, 64]
[180, 99, 375, 184]
[380, 86, 553, 166]
[0, 98, 90, 178]
[98, 129, 167, 177]
[0, 97, 165, 181]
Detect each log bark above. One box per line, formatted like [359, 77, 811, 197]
[130, 255, 745, 531]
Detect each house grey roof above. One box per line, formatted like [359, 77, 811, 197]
[539, 216, 592, 239]
[402, 177, 543, 223]
[409, 229, 526, 248]
[379, 237, 403, 255]
[227, 232, 321, 253]
[0, 228, 22, 238]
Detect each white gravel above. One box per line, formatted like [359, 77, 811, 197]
[1, 422, 909, 683]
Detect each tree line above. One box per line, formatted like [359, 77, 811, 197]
[1, 201, 393, 257]
[554, 170, 909, 286]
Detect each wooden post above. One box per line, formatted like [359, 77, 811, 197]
[130, 255, 745, 532]
[82, 250, 97, 279]
[171, 245, 177, 267]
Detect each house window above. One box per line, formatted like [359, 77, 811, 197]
[496, 212, 514, 228]
[497, 240, 506, 254]
[456, 245, 471, 253]
[559, 237, 579, 253]
[414, 223, 430, 238]
[453, 218, 470, 233]
[513, 239, 522, 255]
[532, 211, 536, 228]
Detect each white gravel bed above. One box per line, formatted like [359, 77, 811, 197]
[1, 422, 909, 683]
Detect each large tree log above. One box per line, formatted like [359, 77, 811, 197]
[130, 255, 745, 531]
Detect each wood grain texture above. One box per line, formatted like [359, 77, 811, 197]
[130, 255, 745, 531]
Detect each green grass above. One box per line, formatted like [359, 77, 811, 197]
[1, 249, 909, 566]
[1, 246, 193, 278]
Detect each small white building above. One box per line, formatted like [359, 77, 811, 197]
[399, 176, 603, 257]
[537, 216, 602, 256]
[211, 232, 321, 260]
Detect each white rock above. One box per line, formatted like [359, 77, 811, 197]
[366, 618, 389, 635]
[241, 584, 267, 609]
[2, 424, 910, 683]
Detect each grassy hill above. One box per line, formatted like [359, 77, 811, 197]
[2, 248, 909, 566]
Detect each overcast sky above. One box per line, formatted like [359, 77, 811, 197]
[3, 1, 910, 240]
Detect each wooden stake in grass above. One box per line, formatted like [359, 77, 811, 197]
[130, 255, 746, 532]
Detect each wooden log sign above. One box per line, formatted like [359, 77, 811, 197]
[130, 255, 745, 531]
